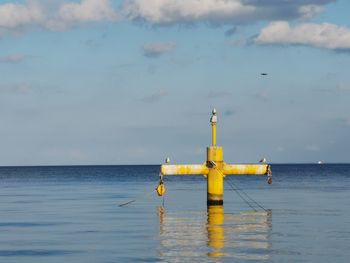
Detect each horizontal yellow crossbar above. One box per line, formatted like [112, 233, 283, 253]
[223, 164, 269, 175]
[161, 164, 209, 175]
[161, 164, 270, 176]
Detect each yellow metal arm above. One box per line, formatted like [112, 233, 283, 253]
[161, 164, 209, 175]
[223, 164, 269, 175]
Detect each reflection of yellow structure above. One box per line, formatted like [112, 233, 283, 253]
[160, 109, 271, 205]
[158, 206, 165, 236]
[207, 206, 225, 257]
[157, 206, 272, 261]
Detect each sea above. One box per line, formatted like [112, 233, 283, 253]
[0, 164, 349, 263]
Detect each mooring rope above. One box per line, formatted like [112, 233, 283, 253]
[226, 178, 258, 211]
[226, 177, 267, 212]
[118, 190, 155, 207]
[119, 173, 167, 207]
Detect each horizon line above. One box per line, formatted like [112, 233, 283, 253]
[0, 162, 349, 168]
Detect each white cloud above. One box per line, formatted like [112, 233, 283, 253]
[255, 21, 350, 50]
[122, 0, 256, 25]
[142, 42, 176, 58]
[122, 0, 331, 25]
[60, 0, 116, 22]
[298, 4, 324, 20]
[0, 1, 43, 30]
[0, 0, 343, 50]
[47, 0, 118, 30]
[0, 0, 118, 33]
[0, 0, 336, 38]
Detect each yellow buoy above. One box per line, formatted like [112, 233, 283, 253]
[156, 182, 166, 197]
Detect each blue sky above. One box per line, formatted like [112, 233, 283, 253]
[0, 0, 349, 165]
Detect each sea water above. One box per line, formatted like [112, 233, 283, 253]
[0, 164, 349, 262]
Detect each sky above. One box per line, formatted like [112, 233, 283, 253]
[0, 0, 349, 165]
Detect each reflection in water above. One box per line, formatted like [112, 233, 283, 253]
[157, 206, 272, 262]
[207, 206, 225, 258]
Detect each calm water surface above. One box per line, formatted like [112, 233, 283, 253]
[0, 164, 349, 262]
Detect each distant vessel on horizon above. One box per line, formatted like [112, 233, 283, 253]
[318, 161, 324, 164]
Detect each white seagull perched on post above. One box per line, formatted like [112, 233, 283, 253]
[259, 158, 267, 163]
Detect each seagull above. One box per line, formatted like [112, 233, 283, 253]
[259, 158, 267, 163]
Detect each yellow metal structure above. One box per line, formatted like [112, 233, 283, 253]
[160, 109, 271, 206]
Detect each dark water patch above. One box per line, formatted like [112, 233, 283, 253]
[105, 257, 161, 263]
[0, 222, 68, 227]
[275, 209, 343, 217]
[0, 249, 79, 257]
[0, 165, 160, 183]
[12, 200, 46, 204]
[0, 194, 48, 197]
[131, 257, 163, 262]
[271, 249, 304, 256]
[69, 230, 100, 234]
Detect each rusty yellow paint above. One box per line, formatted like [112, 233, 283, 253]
[160, 164, 209, 175]
[223, 164, 269, 175]
[207, 146, 223, 162]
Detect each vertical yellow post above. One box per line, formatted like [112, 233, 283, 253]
[207, 109, 224, 206]
[207, 166, 224, 205]
[211, 108, 217, 146]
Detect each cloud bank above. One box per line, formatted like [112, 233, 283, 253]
[0, 0, 117, 33]
[1, 0, 349, 52]
[122, 0, 331, 25]
[47, 0, 118, 30]
[0, 1, 43, 29]
[0, 0, 333, 33]
[255, 21, 350, 51]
